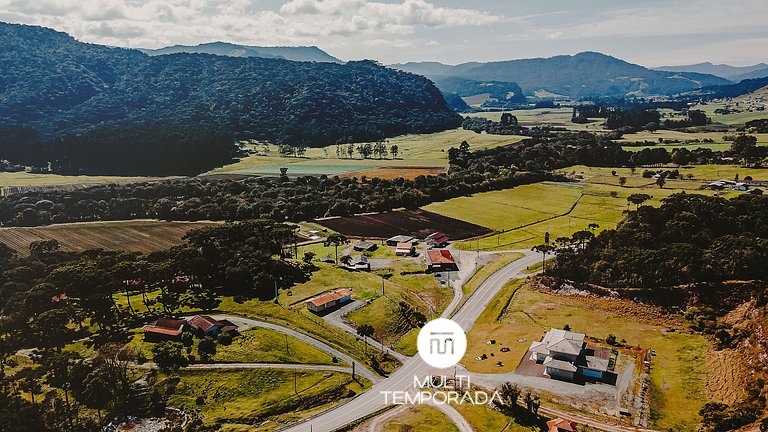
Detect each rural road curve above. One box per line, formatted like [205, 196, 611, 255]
[321, 300, 409, 363]
[280, 250, 542, 432]
[206, 315, 381, 383]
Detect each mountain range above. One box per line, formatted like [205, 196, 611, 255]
[0, 22, 457, 144]
[653, 62, 768, 81]
[140, 42, 341, 63]
[392, 52, 732, 99]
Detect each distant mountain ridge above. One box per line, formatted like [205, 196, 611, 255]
[392, 52, 732, 99]
[653, 61, 768, 80]
[140, 41, 342, 63]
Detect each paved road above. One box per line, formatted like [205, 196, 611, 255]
[322, 301, 409, 363]
[281, 250, 542, 432]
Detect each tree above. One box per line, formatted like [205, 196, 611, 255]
[618, 176, 627, 187]
[29, 239, 60, 258]
[197, 337, 217, 362]
[531, 244, 556, 273]
[627, 193, 651, 210]
[357, 324, 375, 355]
[151, 341, 187, 372]
[656, 176, 666, 189]
[497, 382, 521, 410]
[302, 251, 316, 264]
[323, 234, 349, 265]
[390, 144, 399, 159]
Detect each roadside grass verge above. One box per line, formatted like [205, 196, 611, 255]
[164, 368, 370, 430]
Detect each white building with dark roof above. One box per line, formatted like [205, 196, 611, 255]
[529, 328, 611, 380]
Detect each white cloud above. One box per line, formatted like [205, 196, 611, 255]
[0, 0, 498, 56]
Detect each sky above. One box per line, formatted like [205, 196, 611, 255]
[1, 0, 766, 67]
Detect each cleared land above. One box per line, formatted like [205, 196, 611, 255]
[315, 209, 493, 240]
[425, 181, 734, 251]
[0, 220, 218, 255]
[164, 369, 369, 431]
[464, 281, 710, 432]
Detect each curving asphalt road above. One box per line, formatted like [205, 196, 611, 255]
[206, 315, 381, 383]
[281, 250, 542, 432]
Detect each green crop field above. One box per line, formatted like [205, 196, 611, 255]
[165, 369, 369, 430]
[464, 281, 710, 431]
[468, 108, 607, 132]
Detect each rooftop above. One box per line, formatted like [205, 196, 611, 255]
[307, 289, 353, 307]
[426, 249, 455, 264]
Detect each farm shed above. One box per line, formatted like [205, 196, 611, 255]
[306, 289, 353, 313]
[425, 249, 458, 272]
[142, 317, 187, 342]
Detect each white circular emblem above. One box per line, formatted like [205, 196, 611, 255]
[417, 318, 467, 369]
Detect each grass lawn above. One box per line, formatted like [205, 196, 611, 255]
[453, 402, 540, 432]
[464, 281, 710, 431]
[376, 405, 459, 432]
[213, 328, 338, 365]
[164, 368, 370, 430]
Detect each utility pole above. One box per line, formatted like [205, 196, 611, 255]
[285, 334, 290, 356]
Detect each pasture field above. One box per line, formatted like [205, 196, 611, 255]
[206, 128, 522, 177]
[468, 108, 606, 132]
[0, 171, 155, 190]
[464, 281, 710, 431]
[315, 209, 493, 240]
[0, 220, 219, 255]
[423, 182, 583, 232]
[696, 102, 768, 125]
[340, 166, 445, 180]
[561, 164, 768, 182]
[165, 369, 370, 431]
[426, 182, 731, 251]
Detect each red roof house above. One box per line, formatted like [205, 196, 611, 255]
[306, 289, 353, 313]
[426, 232, 449, 248]
[547, 418, 577, 432]
[188, 315, 239, 337]
[425, 249, 458, 272]
[142, 317, 187, 342]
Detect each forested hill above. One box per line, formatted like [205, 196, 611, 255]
[140, 42, 342, 63]
[0, 22, 460, 171]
